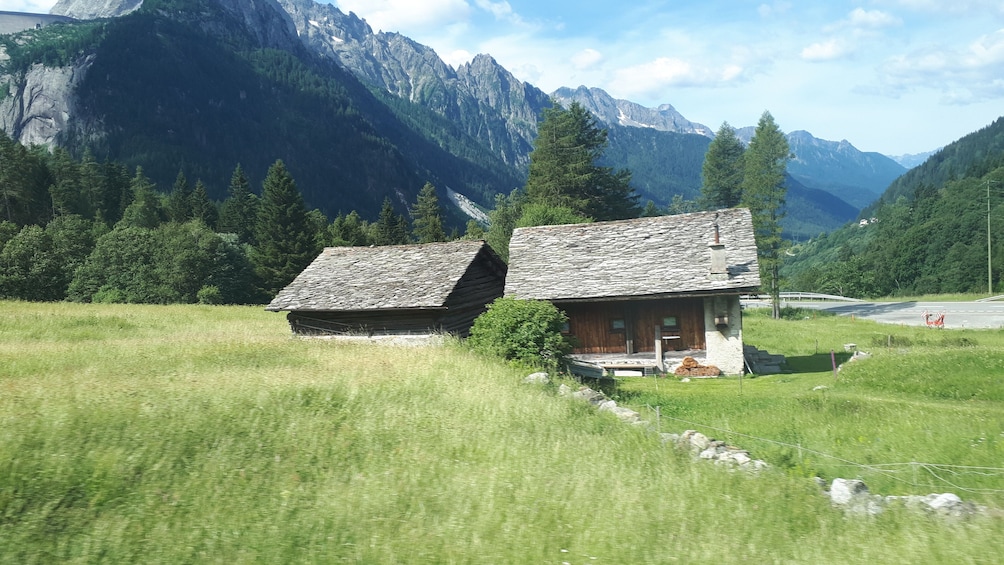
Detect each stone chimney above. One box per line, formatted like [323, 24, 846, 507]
[709, 220, 727, 278]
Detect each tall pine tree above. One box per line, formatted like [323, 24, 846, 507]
[190, 179, 218, 228]
[740, 111, 790, 319]
[252, 160, 319, 296]
[700, 121, 746, 210]
[117, 167, 164, 229]
[167, 170, 193, 223]
[525, 101, 639, 221]
[411, 182, 446, 243]
[218, 164, 259, 244]
[373, 197, 411, 246]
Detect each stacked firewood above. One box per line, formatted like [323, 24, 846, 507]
[673, 356, 721, 377]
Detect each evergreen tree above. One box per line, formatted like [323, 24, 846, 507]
[668, 194, 698, 215]
[485, 189, 524, 263]
[525, 101, 639, 221]
[190, 179, 218, 228]
[100, 160, 132, 227]
[252, 160, 319, 296]
[463, 219, 485, 240]
[373, 197, 410, 246]
[641, 200, 663, 217]
[48, 148, 86, 218]
[328, 210, 371, 246]
[0, 131, 50, 225]
[218, 164, 258, 244]
[740, 111, 790, 319]
[411, 182, 446, 243]
[117, 167, 164, 229]
[700, 121, 746, 209]
[515, 202, 590, 228]
[167, 170, 192, 223]
[77, 149, 105, 221]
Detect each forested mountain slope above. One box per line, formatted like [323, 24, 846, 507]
[783, 116, 1004, 297]
[1, 0, 520, 220]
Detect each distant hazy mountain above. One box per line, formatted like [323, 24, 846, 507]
[735, 127, 906, 209]
[888, 150, 938, 169]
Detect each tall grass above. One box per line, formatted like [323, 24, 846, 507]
[1, 301, 1002, 563]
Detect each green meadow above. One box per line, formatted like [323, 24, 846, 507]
[1, 302, 1002, 563]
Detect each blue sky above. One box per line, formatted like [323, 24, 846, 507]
[5, 0, 1004, 156]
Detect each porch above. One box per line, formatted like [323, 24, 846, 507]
[567, 349, 708, 377]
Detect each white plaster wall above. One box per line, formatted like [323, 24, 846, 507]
[704, 296, 745, 374]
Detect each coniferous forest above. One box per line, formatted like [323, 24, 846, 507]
[0, 130, 467, 304]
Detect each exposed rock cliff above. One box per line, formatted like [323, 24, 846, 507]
[277, 0, 548, 169]
[0, 55, 95, 148]
[50, 0, 142, 19]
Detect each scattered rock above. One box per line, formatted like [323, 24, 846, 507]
[812, 385, 829, 391]
[827, 479, 986, 517]
[523, 372, 550, 384]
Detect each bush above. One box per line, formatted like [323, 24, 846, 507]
[468, 297, 572, 370]
[197, 285, 223, 305]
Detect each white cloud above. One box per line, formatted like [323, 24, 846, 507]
[570, 48, 603, 70]
[610, 57, 746, 99]
[882, 0, 1004, 17]
[442, 49, 476, 68]
[879, 29, 1004, 103]
[1, 0, 56, 12]
[334, 0, 470, 33]
[801, 39, 849, 61]
[847, 8, 901, 28]
[757, 1, 792, 18]
[474, 0, 525, 25]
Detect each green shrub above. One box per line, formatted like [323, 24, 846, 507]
[467, 297, 572, 370]
[197, 285, 223, 305]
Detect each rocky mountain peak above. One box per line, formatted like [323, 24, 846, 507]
[551, 86, 713, 138]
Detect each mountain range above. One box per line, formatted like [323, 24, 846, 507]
[0, 0, 916, 238]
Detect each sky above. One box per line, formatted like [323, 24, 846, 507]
[4, 0, 1004, 156]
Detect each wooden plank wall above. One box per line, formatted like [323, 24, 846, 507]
[561, 298, 706, 354]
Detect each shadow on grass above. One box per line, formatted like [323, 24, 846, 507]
[782, 351, 853, 374]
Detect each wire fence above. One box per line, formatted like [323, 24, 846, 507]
[647, 407, 1004, 496]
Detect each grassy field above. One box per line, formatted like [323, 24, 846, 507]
[617, 309, 1004, 505]
[1, 302, 1002, 563]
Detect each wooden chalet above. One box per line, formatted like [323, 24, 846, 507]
[266, 240, 506, 337]
[504, 209, 760, 374]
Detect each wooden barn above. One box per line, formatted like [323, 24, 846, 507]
[266, 240, 506, 337]
[504, 209, 760, 374]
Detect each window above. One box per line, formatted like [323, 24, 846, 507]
[662, 316, 678, 329]
[610, 318, 625, 332]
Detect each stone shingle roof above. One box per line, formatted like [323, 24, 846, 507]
[504, 208, 760, 301]
[266, 240, 502, 312]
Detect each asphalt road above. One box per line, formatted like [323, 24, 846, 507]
[744, 300, 1004, 330]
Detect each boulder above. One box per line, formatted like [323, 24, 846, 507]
[523, 372, 550, 384]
